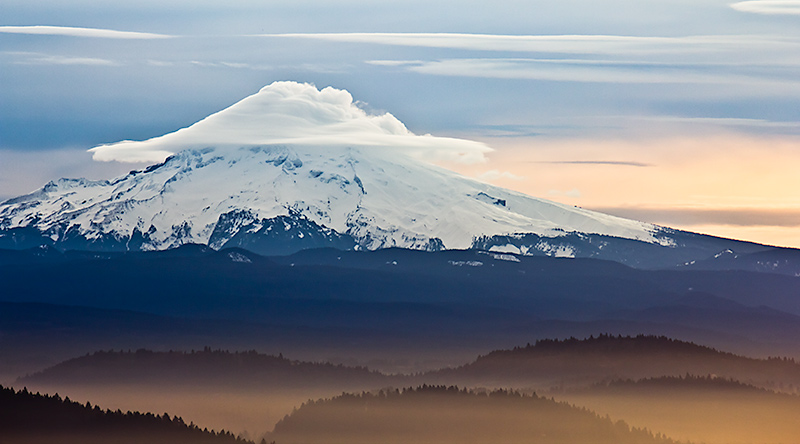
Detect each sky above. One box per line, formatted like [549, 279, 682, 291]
[2, 0, 800, 248]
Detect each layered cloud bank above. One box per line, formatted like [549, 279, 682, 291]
[90, 81, 492, 164]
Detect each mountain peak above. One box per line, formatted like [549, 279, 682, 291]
[0, 81, 717, 260]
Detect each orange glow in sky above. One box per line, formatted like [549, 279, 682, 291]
[443, 132, 800, 248]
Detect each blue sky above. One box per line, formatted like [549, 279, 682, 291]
[3, 1, 800, 247]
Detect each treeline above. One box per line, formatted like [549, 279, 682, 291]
[20, 348, 393, 389]
[268, 385, 679, 444]
[579, 374, 790, 394]
[0, 384, 250, 444]
[426, 334, 800, 391]
[491, 335, 729, 358]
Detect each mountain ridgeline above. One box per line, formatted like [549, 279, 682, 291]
[19, 348, 394, 390]
[19, 336, 800, 394]
[429, 335, 800, 391]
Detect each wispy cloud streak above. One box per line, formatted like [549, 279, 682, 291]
[626, 115, 800, 129]
[11, 53, 119, 66]
[0, 25, 171, 39]
[369, 58, 800, 91]
[261, 32, 799, 56]
[536, 160, 653, 167]
[591, 206, 800, 227]
[731, 1, 800, 15]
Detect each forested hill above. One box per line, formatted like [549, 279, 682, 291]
[574, 374, 795, 395]
[425, 335, 800, 390]
[19, 348, 395, 390]
[0, 384, 250, 444]
[268, 385, 679, 444]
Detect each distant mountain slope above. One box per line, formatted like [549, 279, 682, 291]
[428, 335, 800, 390]
[678, 247, 800, 276]
[0, 299, 392, 382]
[3, 246, 800, 367]
[4, 245, 800, 317]
[267, 385, 679, 444]
[0, 384, 248, 444]
[0, 81, 788, 269]
[18, 349, 395, 390]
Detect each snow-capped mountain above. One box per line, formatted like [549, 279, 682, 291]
[0, 82, 775, 266]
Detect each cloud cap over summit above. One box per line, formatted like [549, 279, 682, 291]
[90, 81, 492, 165]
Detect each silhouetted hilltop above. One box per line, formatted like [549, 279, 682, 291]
[0, 384, 249, 444]
[427, 335, 800, 390]
[268, 385, 679, 444]
[19, 348, 395, 390]
[576, 374, 790, 395]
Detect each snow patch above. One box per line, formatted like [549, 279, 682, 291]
[714, 249, 735, 259]
[489, 244, 521, 255]
[228, 251, 252, 263]
[448, 260, 484, 267]
[480, 251, 521, 262]
[535, 240, 576, 258]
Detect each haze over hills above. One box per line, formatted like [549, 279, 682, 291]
[427, 335, 800, 391]
[1, 81, 796, 270]
[15, 336, 800, 443]
[19, 349, 395, 390]
[20, 336, 800, 393]
[267, 386, 678, 444]
[13, 349, 400, 438]
[558, 375, 800, 444]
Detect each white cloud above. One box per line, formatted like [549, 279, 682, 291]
[731, 1, 800, 15]
[365, 60, 426, 67]
[189, 60, 253, 69]
[261, 32, 798, 57]
[146, 59, 175, 67]
[90, 81, 492, 164]
[367, 58, 800, 94]
[14, 54, 119, 66]
[626, 115, 800, 129]
[0, 25, 171, 39]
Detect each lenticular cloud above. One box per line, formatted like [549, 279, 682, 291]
[90, 81, 491, 164]
[731, 0, 800, 15]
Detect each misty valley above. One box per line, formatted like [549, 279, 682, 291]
[5, 0, 800, 441]
[3, 246, 800, 443]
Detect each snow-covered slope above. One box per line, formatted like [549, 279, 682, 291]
[0, 81, 715, 260]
